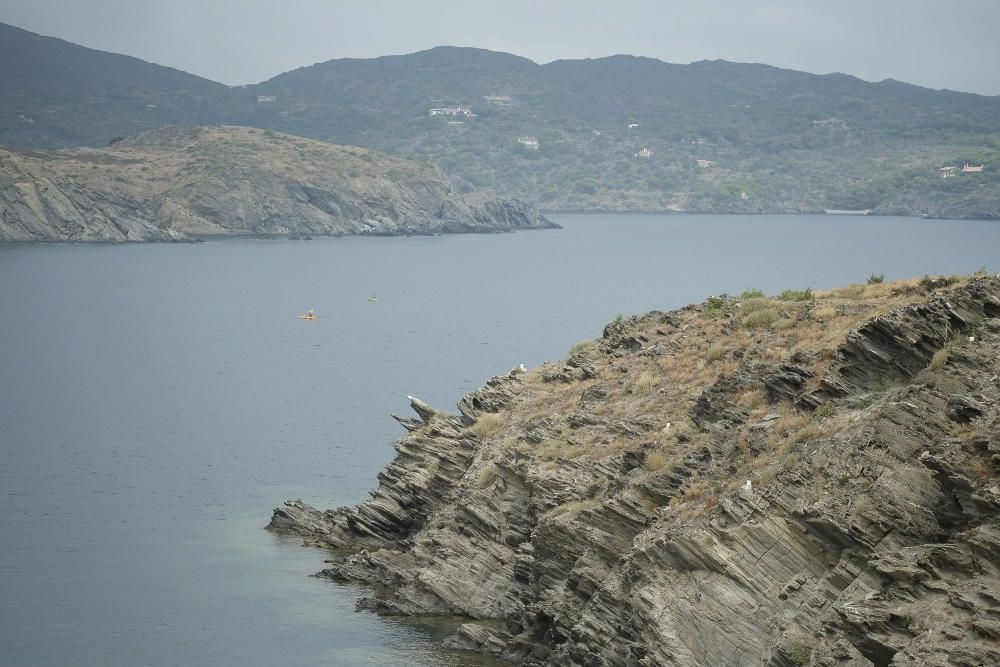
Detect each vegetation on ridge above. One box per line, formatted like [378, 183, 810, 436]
[3, 23, 1000, 218]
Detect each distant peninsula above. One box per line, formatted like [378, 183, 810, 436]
[0, 126, 554, 242]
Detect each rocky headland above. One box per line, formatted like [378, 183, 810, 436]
[271, 275, 1000, 666]
[0, 125, 554, 242]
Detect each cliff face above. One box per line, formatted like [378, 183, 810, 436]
[0, 126, 555, 242]
[271, 275, 1000, 667]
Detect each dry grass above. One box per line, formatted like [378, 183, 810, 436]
[741, 298, 775, 314]
[761, 347, 785, 362]
[544, 498, 603, 520]
[538, 442, 587, 460]
[830, 284, 865, 298]
[645, 449, 668, 472]
[705, 342, 727, 362]
[476, 465, 498, 488]
[928, 347, 950, 370]
[771, 411, 811, 439]
[789, 423, 824, 445]
[469, 412, 503, 436]
[633, 371, 660, 395]
[814, 306, 838, 320]
[967, 455, 994, 483]
[682, 480, 709, 501]
[736, 388, 768, 409]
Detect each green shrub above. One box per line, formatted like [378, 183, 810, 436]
[740, 289, 765, 299]
[867, 273, 885, 285]
[778, 288, 813, 301]
[704, 295, 727, 315]
[871, 376, 892, 392]
[742, 308, 781, 329]
[816, 402, 836, 418]
[788, 637, 814, 666]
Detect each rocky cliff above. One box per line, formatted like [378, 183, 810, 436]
[271, 275, 1000, 666]
[0, 126, 555, 242]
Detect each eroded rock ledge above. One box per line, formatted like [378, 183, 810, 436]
[271, 275, 1000, 666]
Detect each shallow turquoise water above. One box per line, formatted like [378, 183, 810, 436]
[1, 214, 998, 665]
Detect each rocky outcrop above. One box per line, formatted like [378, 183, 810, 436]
[0, 152, 186, 242]
[0, 126, 556, 242]
[271, 275, 1000, 666]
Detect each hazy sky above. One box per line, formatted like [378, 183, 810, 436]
[2, 0, 999, 95]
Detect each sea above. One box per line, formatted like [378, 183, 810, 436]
[1, 213, 998, 666]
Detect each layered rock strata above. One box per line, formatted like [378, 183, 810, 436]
[272, 275, 1000, 666]
[0, 125, 555, 242]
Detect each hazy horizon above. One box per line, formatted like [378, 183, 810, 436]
[1, 0, 999, 96]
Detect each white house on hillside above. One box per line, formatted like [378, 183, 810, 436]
[429, 106, 475, 117]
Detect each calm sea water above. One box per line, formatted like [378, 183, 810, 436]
[1, 214, 998, 666]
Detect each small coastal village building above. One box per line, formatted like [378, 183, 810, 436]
[429, 106, 475, 117]
[811, 118, 847, 128]
[939, 166, 958, 178]
[256, 95, 277, 103]
[484, 95, 512, 106]
[636, 146, 653, 158]
[696, 159, 713, 168]
[961, 163, 985, 173]
[517, 136, 539, 149]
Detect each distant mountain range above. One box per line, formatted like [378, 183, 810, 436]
[2, 22, 998, 217]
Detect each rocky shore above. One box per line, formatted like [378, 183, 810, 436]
[271, 275, 1000, 666]
[0, 126, 555, 242]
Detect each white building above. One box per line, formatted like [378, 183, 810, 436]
[517, 136, 539, 149]
[256, 95, 277, 103]
[429, 106, 474, 117]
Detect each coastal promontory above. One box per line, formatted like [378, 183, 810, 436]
[272, 274, 1000, 666]
[0, 125, 554, 242]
